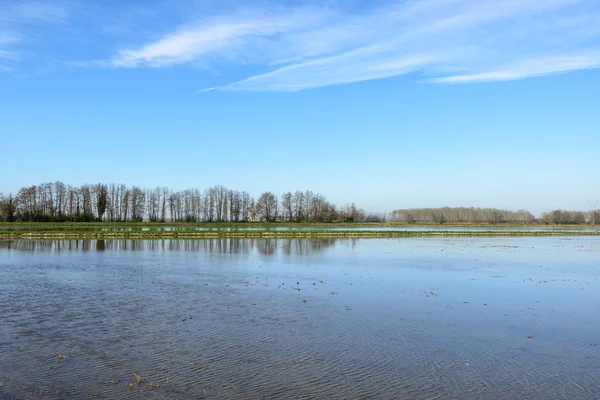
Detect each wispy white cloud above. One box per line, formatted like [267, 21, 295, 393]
[0, 1, 68, 71]
[98, 0, 600, 91]
[0, 49, 18, 62]
[432, 54, 600, 83]
[104, 8, 332, 68]
[4, 2, 68, 24]
[5, 0, 600, 88]
[214, 48, 449, 92]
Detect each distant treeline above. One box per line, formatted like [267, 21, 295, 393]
[0, 182, 385, 223]
[1, 182, 597, 225]
[390, 207, 600, 225]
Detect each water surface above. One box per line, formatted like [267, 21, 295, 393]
[1, 237, 599, 399]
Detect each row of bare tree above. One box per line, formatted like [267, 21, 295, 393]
[0, 182, 382, 223]
[539, 209, 600, 225]
[2, 183, 596, 224]
[390, 207, 600, 224]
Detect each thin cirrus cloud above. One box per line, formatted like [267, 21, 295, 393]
[4, 0, 599, 90]
[431, 54, 600, 83]
[0, 1, 68, 70]
[99, 0, 600, 91]
[104, 8, 332, 68]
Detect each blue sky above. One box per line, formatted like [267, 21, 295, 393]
[1, 0, 599, 214]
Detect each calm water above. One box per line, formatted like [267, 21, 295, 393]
[0, 238, 599, 399]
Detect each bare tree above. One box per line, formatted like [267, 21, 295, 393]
[4, 179, 381, 224]
[160, 187, 169, 222]
[17, 186, 37, 222]
[229, 190, 241, 222]
[292, 191, 305, 222]
[589, 200, 599, 225]
[55, 181, 67, 221]
[281, 192, 293, 222]
[130, 186, 145, 222]
[391, 207, 535, 224]
[256, 192, 278, 222]
[241, 191, 251, 221]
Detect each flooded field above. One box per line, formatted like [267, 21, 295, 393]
[1, 237, 599, 399]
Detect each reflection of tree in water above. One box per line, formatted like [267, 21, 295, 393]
[1, 238, 358, 254]
[1, 240, 96, 252]
[280, 239, 337, 255]
[201, 239, 253, 254]
[0, 239, 142, 252]
[96, 239, 105, 251]
[255, 238, 358, 255]
[255, 239, 277, 255]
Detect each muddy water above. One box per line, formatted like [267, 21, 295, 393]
[0, 237, 599, 399]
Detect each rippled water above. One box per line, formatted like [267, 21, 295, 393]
[1, 237, 599, 399]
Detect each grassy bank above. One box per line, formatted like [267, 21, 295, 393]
[1, 229, 599, 239]
[1, 221, 599, 229]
